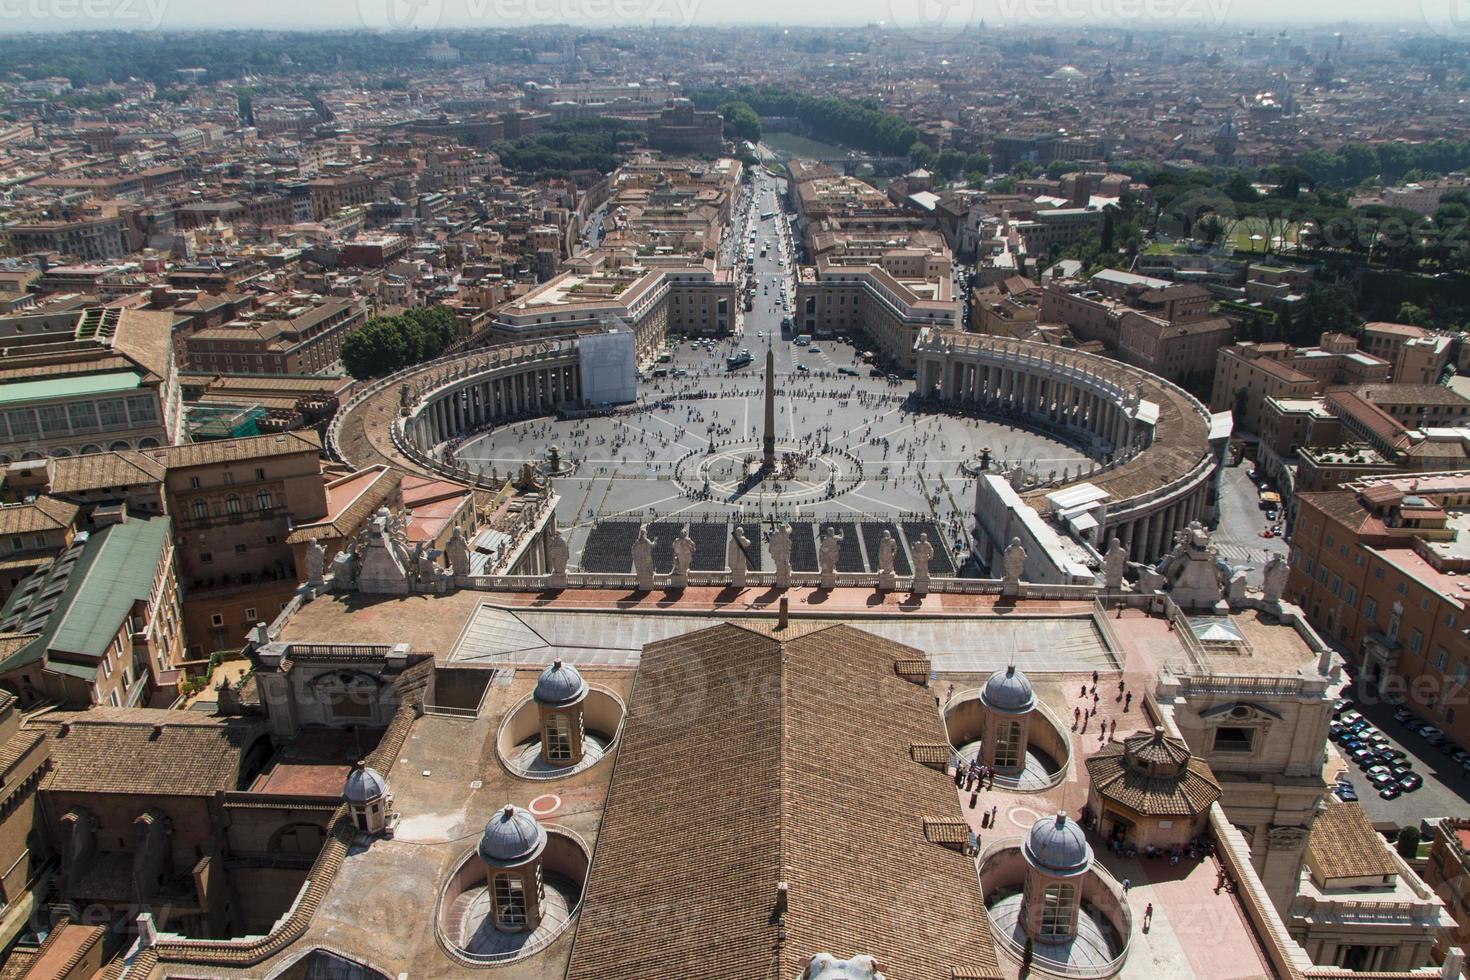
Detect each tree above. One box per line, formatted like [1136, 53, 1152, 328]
[1396, 301, 1433, 326]
[908, 142, 935, 171]
[342, 319, 409, 381]
[717, 101, 761, 144]
[1395, 825, 1420, 860]
[1100, 209, 1116, 254]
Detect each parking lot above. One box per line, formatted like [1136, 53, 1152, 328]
[1329, 674, 1470, 829]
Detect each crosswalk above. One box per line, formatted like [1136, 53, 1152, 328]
[1214, 542, 1286, 566]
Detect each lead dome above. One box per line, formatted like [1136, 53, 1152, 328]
[981, 664, 1036, 715]
[534, 659, 588, 708]
[479, 805, 547, 867]
[1023, 811, 1092, 877]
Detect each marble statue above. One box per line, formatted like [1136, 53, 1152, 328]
[877, 530, 898, 591]
[818, 526, 844, 590]
[413, 542, 437, 585]
[447, 525, 471, 578]
[670, 524, 695, 589]
[806, 954, 885, 980]
[1262, 552, 1289, 606]
[632, 524, 657, 591]
[1103, 536, 1127, 592]
[304, 538, 326, 585]
[770, 522, 793, 589]
[1002, 536, 1026, 597]
[546, 527, 570, 589]
[728, 526, 751, 590]
[911, 533, 935, 596]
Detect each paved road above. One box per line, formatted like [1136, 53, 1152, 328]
[1212, 463, 1288, 575]
[1331, 673, 1470, 830]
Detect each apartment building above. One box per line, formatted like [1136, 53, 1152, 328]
[2, 215, 127, 261]
[182, 296, 367, 375]
[1210, 334, 1392, 433]
[151, 431, 328, 654]
[0, 514, 182, 708]
[1289, 473, 1470, 752]
[794, 253, 956, 369]
[0, 307, 183, 461]
[1359, 321, 1454, 385]
[1424, 817, 1470, 972]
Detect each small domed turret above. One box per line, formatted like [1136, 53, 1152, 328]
[981, 664, 1036, 715]
[479, 805, 547, 868]
[1024, 811, 1093, 877]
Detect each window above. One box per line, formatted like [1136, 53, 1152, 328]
[210, 613, 224, 628]
[67, 402, 97, 431]
[125, 396, 156, 423]
[200, 551, 212, 564]
[191, 500, 208, 519]
[225, 496, 241, 514]
[1326, 534, 1335, 548]
[255, 468, 266, 481]
[1212, 726, 1256, 753]
[992, 720, 1022, 769]
[1039, 883, 1076, 939]
[1446, 613, 1458, 629]
[223, 472, 235, 485]
[1409, 629, 1424, 654]
[1345, 586, 1357, 606]
[1331, 575, 1342, 597]
[189, 476, 201, 490]
[493, 874, 526, 930]
[9, 537, 21, 552]
[545, 712, 573, 761]
[1432, 647, 1448, 671]
[1305, 557, 1316, 576]
[96, 399, 127, 428]
[257, 490, 273, 510]
[1373, 566, 1385, 580]
[1365, 598, 1378, 622]
[37, 405, 68, 435]
[244, 607, 257, 621]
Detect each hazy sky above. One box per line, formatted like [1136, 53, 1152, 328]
[0, 0, 1453, 34]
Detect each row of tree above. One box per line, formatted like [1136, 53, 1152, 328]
[490, 118, 630, 178]
[342, 307, 461, 381]
[689, 86, 918, 157]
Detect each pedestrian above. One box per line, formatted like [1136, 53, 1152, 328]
[954, 766, 964, 788]
[1080, 683, 1087, 697]
[1073, 705, 1081, 728]
[1092, 670, 1099, 685]
[1119, 679, 1126, 697]
[1144, 903, 1153, 929]
[1125, 691, 1133, 711]
[990, 805, 997, 824]
[1122, 877, 1131, 892]
[1093, 690, 1100, 705]
[1110, 719, 1117, 738]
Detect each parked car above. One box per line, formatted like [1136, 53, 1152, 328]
[1377, 748, 1407, 762]
[1334, 781, 1359, 802]
[1391, 764, 1414, 780]
[1399, 773, 1423, 792]
[1369, 771, 1397, 788]
[1393, 707, 1415, 724]
[1351, 747, 1377, 766]
[1340, 711, 1364, 727]
[1334, 698, 1354, 715]
[1380, 782, 1404, 800]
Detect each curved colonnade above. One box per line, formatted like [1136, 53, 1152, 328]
[913, 332, 1224, 565]
[327, 338, 582, 481]
[330, 331, 1224, 570]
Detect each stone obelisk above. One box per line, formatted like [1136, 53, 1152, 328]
[762, 342, 776, 470]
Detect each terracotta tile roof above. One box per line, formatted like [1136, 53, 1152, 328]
[148, 430, 321, 470]
[0, 497, 76, 536]
[1084, 734, 1221, 817]
[48, 451, 164, 494]
[1307, 802, 1399, 880]
[566, 621, 1001, 980]
[34, 708, 267, 797]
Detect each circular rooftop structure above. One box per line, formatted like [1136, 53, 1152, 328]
[534, 659, 588, 708]
[342, 764, 388, 804]
[1023, 811, 1092, 878]
[981, 664, 1036, 715]
[479, 805, 547, 868]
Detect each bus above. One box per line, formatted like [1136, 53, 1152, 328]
[760, 210, 776, 220]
